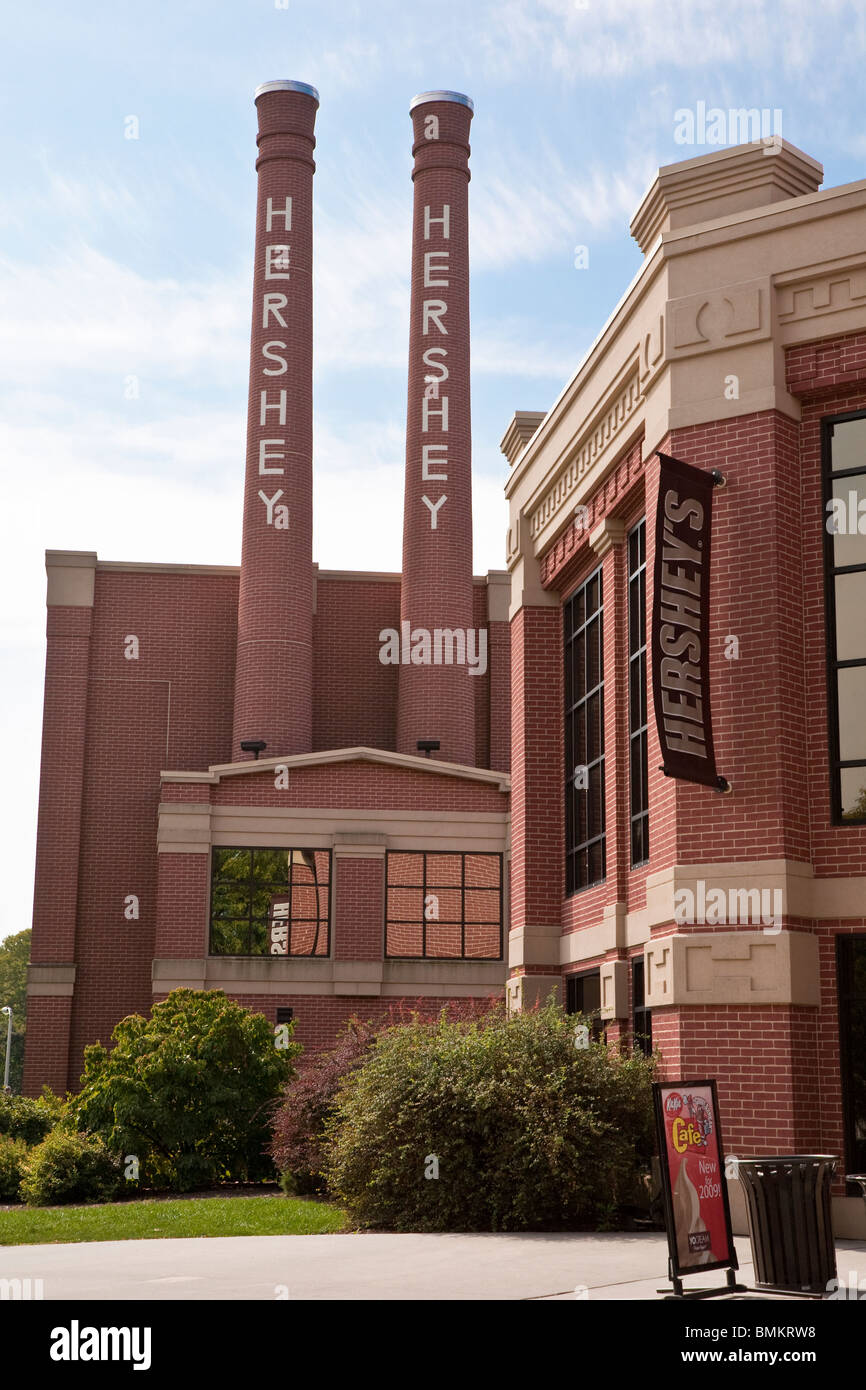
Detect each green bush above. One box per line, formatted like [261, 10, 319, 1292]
[323, 1000, 656, 1231]
[270, 1018, 379, 1194]
[70, 989, 301, 1192]
[19, 1130, 121, 1206]
[0, 1135, 28, 1202]
[0, 1090, 63, 1147]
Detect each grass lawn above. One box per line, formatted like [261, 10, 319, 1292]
[0, 1194, 349, 1246]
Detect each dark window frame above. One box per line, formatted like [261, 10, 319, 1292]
[384, 851, 503, 961]
[628, 519, 649, 866]
[822, 409, 866, 824]
[565, 969, 604, 1041]
[208, 846, 332, 958]
[564, 565, 606, 894]
[836, 934, 866, 1183]
[632, 955, 652, 1056]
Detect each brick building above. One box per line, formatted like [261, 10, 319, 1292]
[504, 138, 866, 1235]
[24, 90, 866, 1239]
[24, 84, 510, 1094]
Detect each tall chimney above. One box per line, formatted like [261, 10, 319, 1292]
[397, 91, 476, 766]
[233, 80, 318, 760]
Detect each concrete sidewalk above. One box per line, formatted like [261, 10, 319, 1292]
[3, 1231, 866, 1300]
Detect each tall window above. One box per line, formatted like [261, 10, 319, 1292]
[210, 848, 331, 956]
[565, 567, 606, 893]
[837, 936, 866, 1176]
[632, 956, 652, 1056]
[566, 970, 604, 1041]
[385, 852, 503, 959]
[823, 412, 866, 822]
[628, 519, 649, 865]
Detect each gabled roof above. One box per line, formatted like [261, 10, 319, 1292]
[161, 745, 510, 793]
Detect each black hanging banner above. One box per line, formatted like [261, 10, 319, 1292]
[652, 452, 722, 790]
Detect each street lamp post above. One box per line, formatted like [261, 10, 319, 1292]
[0, 1007, 12, 1092]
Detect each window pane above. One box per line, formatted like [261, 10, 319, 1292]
[464, 924, 501, 958]
[211, 885, 249, 920]
[386, 921, 424, 956]
[425, 923, 462, 957]
[426, 854, 462, 887]
[213, 848, 250, 881]
[211, 920, 249, 955]
[253, 849, 289, 884]
[835, 573, 866, 661]
[828, 475, 866, 567]
[431, 888, 462, 922]
[388, 887, 423, 922]
[388, 853, 422, 885]
[838, 668, 866, 759]
[830, 416, 866, 472]
[463, 889, 500, 922]
[840, 768, 866, 821]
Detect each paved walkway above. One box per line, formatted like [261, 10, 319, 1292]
[3, 1232, 866, 1300]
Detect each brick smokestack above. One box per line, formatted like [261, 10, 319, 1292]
[397, 91, 476, 766]
[233, 80, 318, 760]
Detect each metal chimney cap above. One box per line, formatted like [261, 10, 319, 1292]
[255, 79, 320, 105]
[409, 90, 474, 114]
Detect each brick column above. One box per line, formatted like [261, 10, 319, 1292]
[233, 80, 318, 760]
[398, 91, 476, 767]
[23, 552, 95, 1095]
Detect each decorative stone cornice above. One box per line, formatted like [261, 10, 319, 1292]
[528, 372, 641, 545]
[500, 411, 547, 466]
[589, 517, 627, 557]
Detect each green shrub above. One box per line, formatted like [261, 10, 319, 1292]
[323, 1000, 656, 1231]
[0, 1091, 63, 1147]
[19, 1130, 121, 1206]
[70, 989, 301, 1192]
[270, 1018, 379, 1194]
[0, 1135, 28, 1202]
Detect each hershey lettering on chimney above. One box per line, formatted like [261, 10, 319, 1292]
[233, 80, 319, 759]
[398, 91, 476, 766]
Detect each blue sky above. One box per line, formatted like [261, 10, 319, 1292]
[3, 0, 866, 941]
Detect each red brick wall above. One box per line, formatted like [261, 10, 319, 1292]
[333, 857, 384, 961]
[313, 577, 400, 752]
[509, 605, 562, 966]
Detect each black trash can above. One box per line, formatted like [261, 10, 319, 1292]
[736, 1155, 837, 1296]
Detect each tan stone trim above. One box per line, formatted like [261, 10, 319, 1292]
[46, 551, 97, 608]
[630, 140, 823, 254]
[644, 930, 820, 1008]
[560, 903, 626, 964]
[508, 924, 560, 970]
[158, 803, 510, 856]
[526, 366, 642, 547]
[506, 974, 562, 1012]
[500, 411, 547, 466]
[97, 560, 240, 575]
[27, 963, 77, 997]
[333, 832, 387, 858]
[600, 959, 628, 1019]
[589, 517, 627, 557]
[486, 571, 512, 622]
[151, 957, 505, 998]
[629, 859, 866, 933]
[162, 746, 510, 793]
[315, 568, 401, 583]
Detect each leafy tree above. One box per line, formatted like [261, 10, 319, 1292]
[71, 989, 300, 1192]
[0, 930, 30, 1092]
